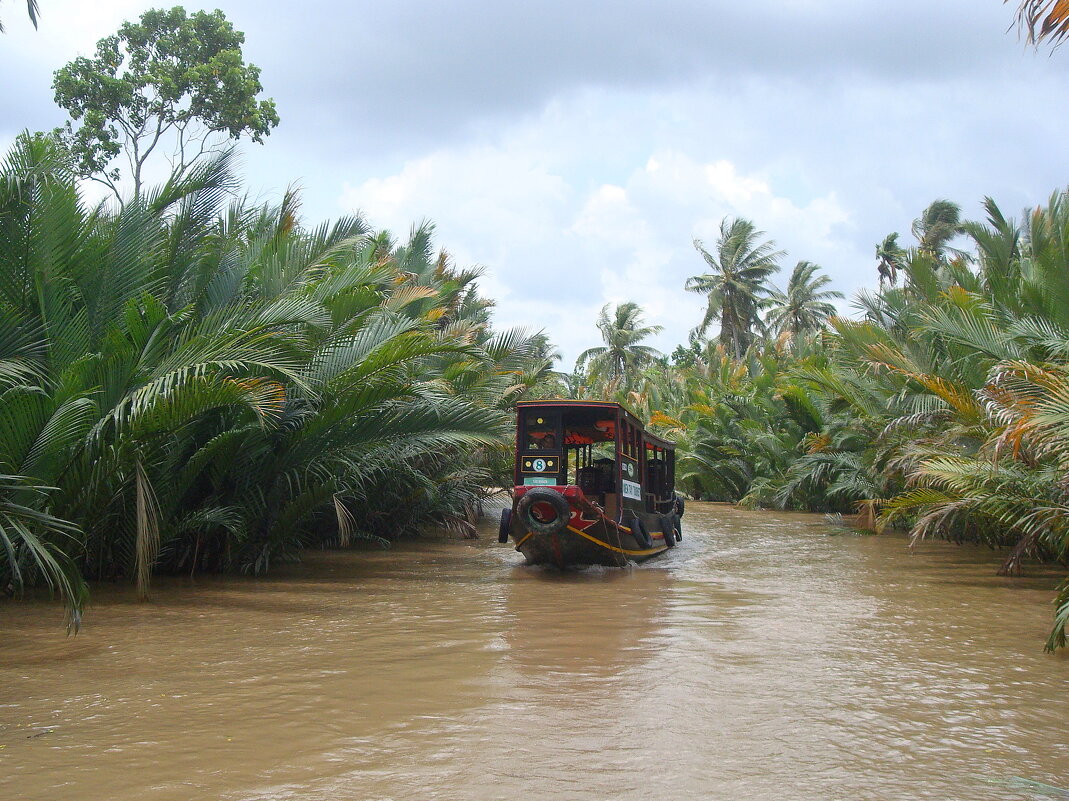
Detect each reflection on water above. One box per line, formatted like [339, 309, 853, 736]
[1, 503, 1066, 800]
[501, 565, 674, 679]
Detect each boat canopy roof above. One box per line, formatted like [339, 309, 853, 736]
[515, 400, 675, 451]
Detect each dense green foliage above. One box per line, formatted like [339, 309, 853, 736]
[0, 133, 550, 624]
[53, 7, 279, 203]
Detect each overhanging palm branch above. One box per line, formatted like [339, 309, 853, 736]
[1009, 0, 1069, 45]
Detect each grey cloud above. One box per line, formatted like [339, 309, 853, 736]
[228, 0, 1029, 151]
[5, 1, 1043, 180]
[4, 0, 1067, 363]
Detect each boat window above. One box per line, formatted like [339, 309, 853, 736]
[523, 411, 559, 451]
[647, 453, 667, 498]
[620, 418, 639, 459]
[578, 456, 616, 496]
[643, 438, 676, 510]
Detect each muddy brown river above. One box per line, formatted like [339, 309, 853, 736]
[2, 503, 1067, 800]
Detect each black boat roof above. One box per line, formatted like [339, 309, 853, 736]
[515, 400, 675, 450]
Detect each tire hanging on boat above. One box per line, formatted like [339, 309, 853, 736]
[516, 487, 570, 536]
[629, 516, 653, 549]
[660, 514, 678, 547]
[498, 508, 512, 543]
[669, 508, 682, 541]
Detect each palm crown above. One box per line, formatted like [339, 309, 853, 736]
[575, 301, 662, 394]
[686, 217, 783, 358]
[765, 261, 843, 338]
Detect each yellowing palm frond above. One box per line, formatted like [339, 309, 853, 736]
[1011, 0, 1069, 45]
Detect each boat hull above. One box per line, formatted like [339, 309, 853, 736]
[508, 486, 676, 567]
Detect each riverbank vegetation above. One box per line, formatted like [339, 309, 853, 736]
[566, 196, 1069, 650]
[0, 133, 553, 625]
[0, 6, 558, 624]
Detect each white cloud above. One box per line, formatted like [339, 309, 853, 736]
[339, 129, 854, 366]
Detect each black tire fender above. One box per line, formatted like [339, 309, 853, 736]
[516, 488, 570, 536]
[629, 516, 652, 549]
[660, 514, 678, 547]
[673, 493, 685, 518]
[498, 507, 512, 543]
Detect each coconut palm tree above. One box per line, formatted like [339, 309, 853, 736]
[912, 199, 964, 258]
[1009, 0, 1069, 45]
[686, 218, 783, 358]
[575, 302, 662, 394]
[876, 233, 905, 288]
[765, 261, 843, 339]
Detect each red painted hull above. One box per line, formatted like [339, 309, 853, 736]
[507, 486, 676, 567]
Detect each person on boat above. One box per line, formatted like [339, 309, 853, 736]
[526, 432, 556, 449]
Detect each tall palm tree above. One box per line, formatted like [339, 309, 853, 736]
[575, 302, 662, 393]
[686, 217, 783, 358]
[765, 261, 843, 338]
[875, 233, 905, 288]
[1009, 0, 1069, 45]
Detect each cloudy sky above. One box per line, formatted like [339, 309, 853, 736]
[3, 1, 1068, 365]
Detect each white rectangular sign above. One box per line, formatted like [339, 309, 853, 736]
[622, 479, 642, 500]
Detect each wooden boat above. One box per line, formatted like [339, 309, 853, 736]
[498, 400, 684, 567]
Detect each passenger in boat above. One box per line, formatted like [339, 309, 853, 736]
[527, 432, 557, 450]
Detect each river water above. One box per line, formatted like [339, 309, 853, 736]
[2, 503, 1067, 801]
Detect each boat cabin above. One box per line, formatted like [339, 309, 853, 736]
[514, 400, 676, 520]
